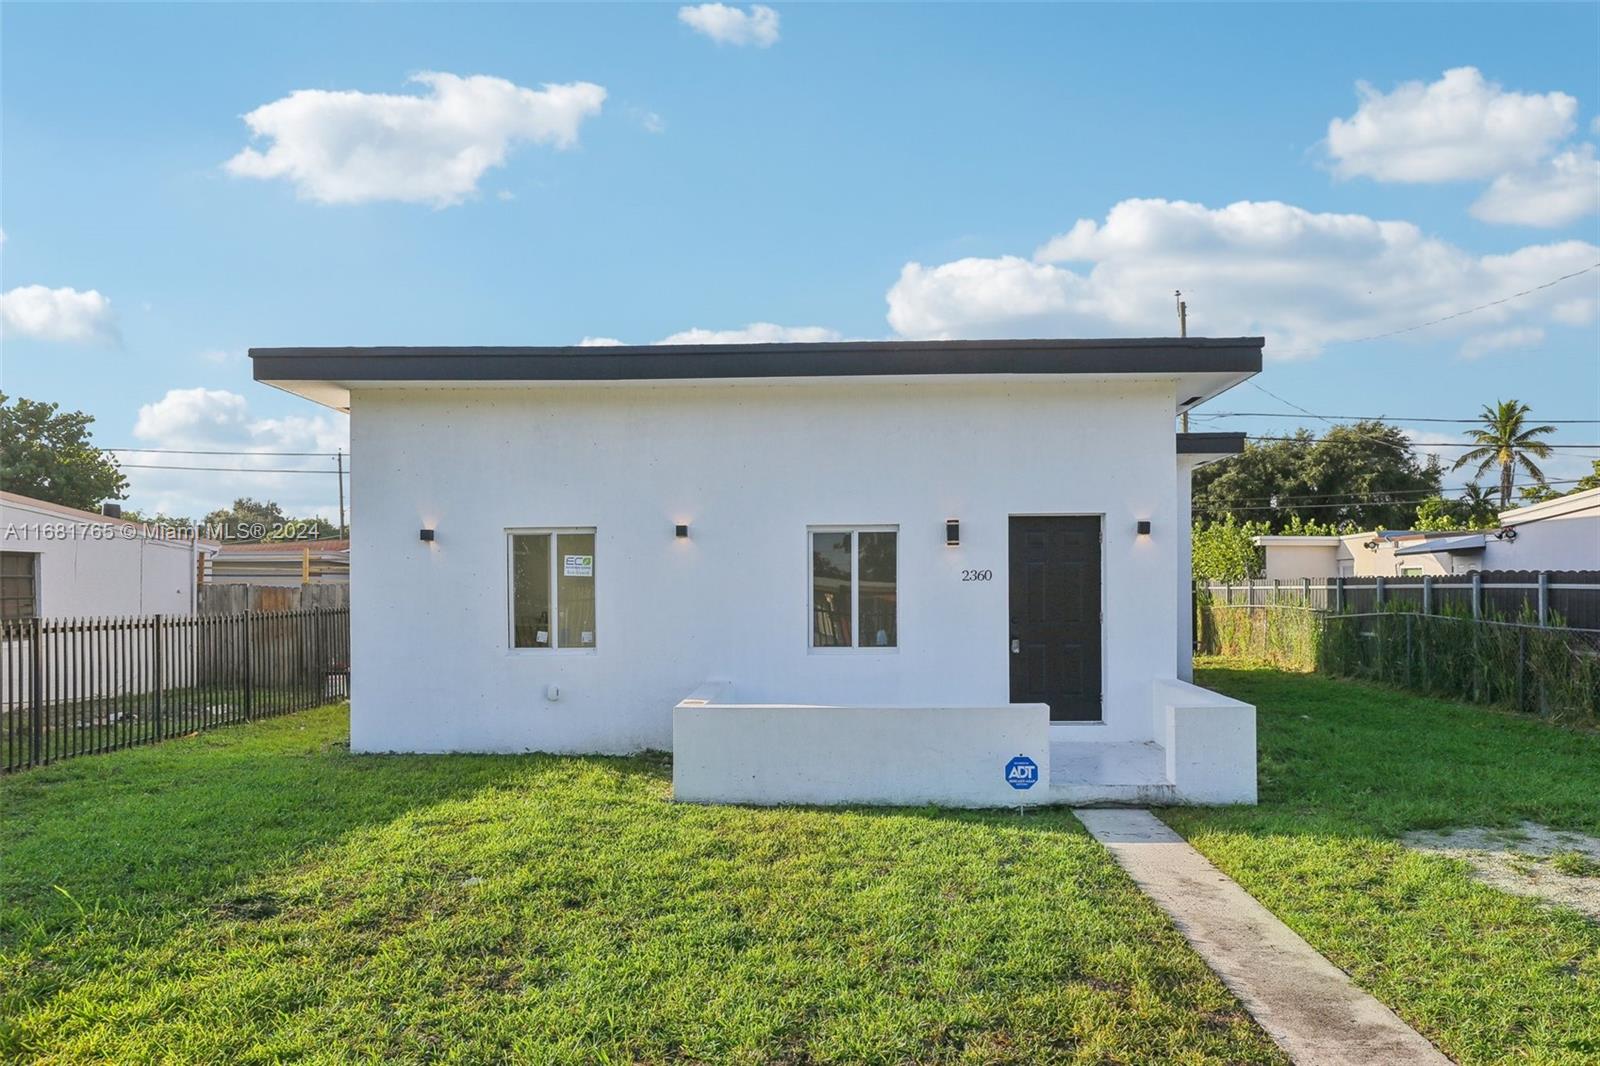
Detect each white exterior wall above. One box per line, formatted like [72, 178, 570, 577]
[1260, 542, 1341, 581]
[350, 378, 1182, 754]
[1480, 506, 1599, 573]
[673, 691, 1051, 808]
[0, 498, 199, 617]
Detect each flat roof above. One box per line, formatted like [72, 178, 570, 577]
[251, 337, 1263, 412]
[1498, 485, 1600, 526]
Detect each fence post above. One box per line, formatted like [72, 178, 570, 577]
[1224, 580, 1232, 606]
[1422, 575, 1433, 615]
[1335, 576, 1345, 614]
[242, 610, 254, 721]
[152, 614, 164, 740]
[1537, 571, 1549, 627]
[1271, 578, 1280, 606]
[1301, 577, 1310, 607]
[29, 617, 43, 767]
[1375, 576, 1386, 608]
[1471, 572, 1482, 620]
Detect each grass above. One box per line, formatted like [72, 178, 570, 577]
[1550, 852, 1600, 879]
[1167, 659, 1600, 1066]
[1, 707, 1279, 1065]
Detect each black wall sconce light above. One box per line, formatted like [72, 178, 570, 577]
[1135, 520, 1152, 536]
[946, 519, 960, 546]
[419, 528, 436, 543]
[675, 524, 689, 539]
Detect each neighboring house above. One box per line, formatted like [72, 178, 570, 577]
[207, 538, 350, 587]
[253, 337, 1262, 806]
[1255, 486, 1600, 579]
[1484, 487, 1600, 571]
[0, 491, 215, 619]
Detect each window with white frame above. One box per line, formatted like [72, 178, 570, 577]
[509, 530, 596, 649]
[810, 527, 897, 649]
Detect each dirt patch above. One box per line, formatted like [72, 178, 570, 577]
[1403, 822, 1600, 922]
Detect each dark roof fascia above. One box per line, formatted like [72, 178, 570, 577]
[251, 338, 1264, 385]
[1177, 431, 1246, 455]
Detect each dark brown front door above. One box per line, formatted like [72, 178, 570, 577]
[1009, 516, 1102, 722]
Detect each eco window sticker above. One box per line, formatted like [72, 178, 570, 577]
[563, 554, 593, 577]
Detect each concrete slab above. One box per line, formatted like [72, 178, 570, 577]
[1075, 808, 1450, 1066]
[1047, 740, 1177, 805]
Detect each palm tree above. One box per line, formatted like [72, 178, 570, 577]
[1457, 482, 1498, 527]
[1452, 401, 1556, 509]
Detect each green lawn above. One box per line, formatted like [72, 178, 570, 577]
[1168, 659, 1600, 1066]
[1, 709, 1277, 1065]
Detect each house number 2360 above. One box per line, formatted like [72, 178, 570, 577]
[961, 569, 994, 582]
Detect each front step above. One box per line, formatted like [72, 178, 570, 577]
[1048, 740, 1174, 805]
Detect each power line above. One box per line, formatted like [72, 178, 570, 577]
[118, 463, 348, 474]
[1266, 260, 1600, 358]
[1196, 412, 1600, 425]
[1245, 434, 1600, 449]
[107, 447, 344, 457]
[1202, 476, 1587, 507]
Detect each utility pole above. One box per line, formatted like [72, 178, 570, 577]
[1176, 291, 1190, 431]
[336, 449, 347, 539]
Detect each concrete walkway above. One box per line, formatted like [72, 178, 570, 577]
[1075, 809, 1450, 1066]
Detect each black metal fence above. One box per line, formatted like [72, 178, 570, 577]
[1196, 586, 1600, 722]
[1, 608, 349, 773]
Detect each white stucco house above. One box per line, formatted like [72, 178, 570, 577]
[252, 337, 1261, 806]
[0, 491, 213, 619]
[1256, 486, 1600, 579]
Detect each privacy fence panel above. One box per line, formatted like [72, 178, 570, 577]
[198, 583, 351, 615]
[1, 607, 349, 773]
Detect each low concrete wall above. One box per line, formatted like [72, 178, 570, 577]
[672, 685, 1051, 808]
[1153, 678, 1257, 804]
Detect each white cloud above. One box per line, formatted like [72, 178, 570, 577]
[1401, 428, 1463, 476]
[677, 4, 780, 47]
[0, 285, 117, 344]
[225, 72, 606, 207]
[657, 322, 841, 344]
[578, 336, 625, 346]
[1327, 67, 1576, 182]
[198, 347, 241, 365]
[126, 388, 349, 521]
[1470, 145, 1600, 227]
[884, 198, 1600, 357]
[1458, 326, 1545, 360]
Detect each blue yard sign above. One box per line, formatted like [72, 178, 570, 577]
[1004, 755, 1039, 790]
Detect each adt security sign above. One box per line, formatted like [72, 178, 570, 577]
[1005, 755, 1039, 790]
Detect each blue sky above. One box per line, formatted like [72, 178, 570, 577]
[3, 2, 1598, 519]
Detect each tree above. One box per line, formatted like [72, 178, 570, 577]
[203, 497, 289, 542]
[120, 507, 195, 531]
[1413, 482, 1501, 531]
[201, 497, 337, 542]
[1458, 482, 1500, 526]
[1517, 460, 1600, 505]
[1452, 400, 1555, 509]
[1193, 420, 1443, 532]
[1191, 514, 1342, 581]
[0, 393, 128, 511]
